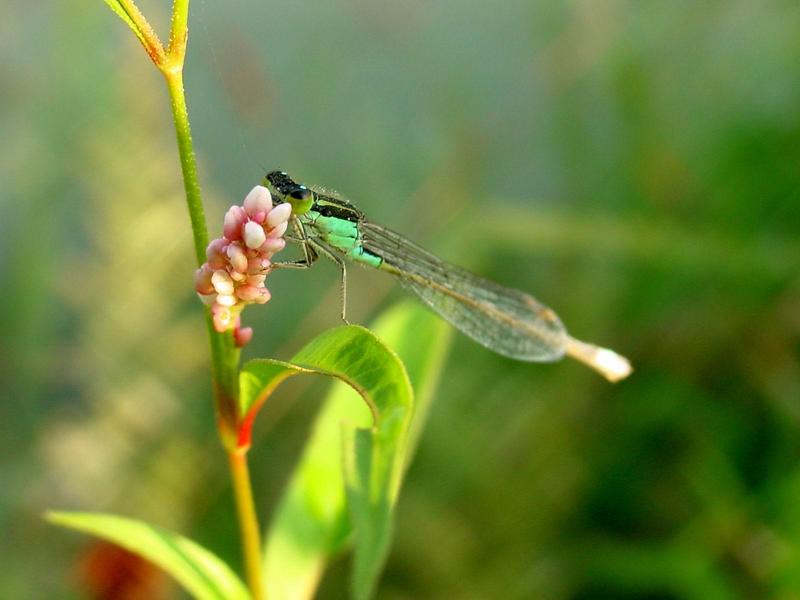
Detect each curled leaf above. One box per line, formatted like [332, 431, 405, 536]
[260, 304, 451, 599]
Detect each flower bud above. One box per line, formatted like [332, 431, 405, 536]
[235, 285, 263, 301]
[198, 184, 292, 340]
[267, 221, 288, 239]
[223, 205, 247, 241]
[259, 238, 286, 253]
[227, 242, 248, 272]
[212, 305, 235, 332]
[247, 257, 270, 274]
[243, 186, 272, 219]
[254, 288, 272, 304]
[244, 221, 267, 250]
[194, 265, 215, 295]
[206, 238, 228, 270]
[211, 270, 235, 295]
[216, 293, 237, 307]
[246, 273, 267, 286]
[234, 326, 253, 348]
[266, 203, 292, 228]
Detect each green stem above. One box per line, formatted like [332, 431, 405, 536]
[103, 0, 268, 595]
[159, 14, 262, 599]
[163, 70, 208, 265]
[163, 67, 241, 438]
[228, 450, 266, 600]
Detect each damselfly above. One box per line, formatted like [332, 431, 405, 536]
[264, 171, 631, 382]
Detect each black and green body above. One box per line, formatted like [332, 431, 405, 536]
[265, 170, 384, 269]
[263, 171, 631, 382]
[264, 170, 570, 363]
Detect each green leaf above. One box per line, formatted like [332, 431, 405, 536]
[343, 407, 405, 600]
[46, 511, 250, 600]
[101, 0, 149, 48]
[261, 302, 452, 600]
[244, 323, 411, 599]
[238, 324, 412, 441]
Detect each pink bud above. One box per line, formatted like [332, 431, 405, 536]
[211, 270, 235, 295]
[252, 211, 267, 224]
[244, 221, 267, 250]
[227, 243, 248, 272]
[267, 221, 288, 239]
[194, 265, 215, 295]
[254, 288, 272, 304]
[206, 238, 228, 270]
[259, 238, 286, 253]
[235, 285, 263, 301]
[234, 326, 253, 348]
[243, 185, 272, 218]
[266, 203, 292, 228]
[223, 205, 247, 241]
[247, 257, 270, 274]
[246, 273, 267, 286]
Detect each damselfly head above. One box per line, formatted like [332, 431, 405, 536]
[264, 170, 296, 198]
[263, 171, 314, 214]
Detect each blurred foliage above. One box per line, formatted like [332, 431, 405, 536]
[1, 0, 799, 598]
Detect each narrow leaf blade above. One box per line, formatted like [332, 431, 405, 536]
[344, 406, 406, 600]
[46, 511, 250, 600]
[101, 0, 149, 48]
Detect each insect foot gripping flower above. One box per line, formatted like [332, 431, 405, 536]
[194, 185, 292, 346]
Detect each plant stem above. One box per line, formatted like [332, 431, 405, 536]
[163, 66, 241, 438]
[160, 16, 261, 599]
[228, 450, 265, 600]
[163, 70, 208, 266]
[105, 0, 267, 594]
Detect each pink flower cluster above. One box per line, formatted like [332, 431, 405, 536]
[194, 185, 292, 346]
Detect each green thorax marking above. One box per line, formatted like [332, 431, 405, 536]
[302, 192, 383, 268]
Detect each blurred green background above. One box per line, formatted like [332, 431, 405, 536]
[2, 0, 800, 598]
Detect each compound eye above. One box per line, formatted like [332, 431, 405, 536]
[289, 187, 311, 201]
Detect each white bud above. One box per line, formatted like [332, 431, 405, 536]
[211, 270, 235, 295]
[216, 293, 237, 307]
[243, 185, 272, 218]
[266, 203, 292, 228]
[244, 221, 267, 249]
